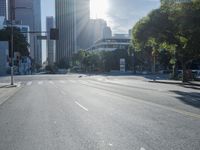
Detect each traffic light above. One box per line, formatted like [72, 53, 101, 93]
[50, 28, 59, 40]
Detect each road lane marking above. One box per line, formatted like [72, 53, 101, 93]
[108, 143, 113, 147]
[75, 101, 88, 112]
[140, 148, 146, 150]
[17, 82, 21, 87]
[59, 80, 66, 84]
[80, 81, 89, 84]
[27, 81, 32, 86]
[61, 91, 66, 95]
[38, 81, 43, 85]
[68, 80, 76, 83]
[79, 83, 200, 119]
[49, 81, 54, 84]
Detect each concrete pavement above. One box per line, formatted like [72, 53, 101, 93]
[0, 74, 199, 150]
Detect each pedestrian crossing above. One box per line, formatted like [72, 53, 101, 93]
[16, 79, 124, 88]
[19, 80, 84, 87]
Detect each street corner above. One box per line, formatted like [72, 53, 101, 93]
[0, 83, 21, 106]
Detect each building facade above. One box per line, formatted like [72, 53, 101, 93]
[0, 0, 7, 18]
[87, 34, 131, 52]
[75, 0, 90, 50]
[55, 0, 76, 62]
[46, 16, 55, 65]
[14, 0, 42, 65]
[0, 41, 9, 76]
[161, 0, 192, 5]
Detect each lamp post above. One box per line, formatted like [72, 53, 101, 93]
[10, 0, 14, 85]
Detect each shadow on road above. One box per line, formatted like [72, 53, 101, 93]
[170, 90, 200, 109]
[0, 85, 17, 89]
[150, 80, 200, 90]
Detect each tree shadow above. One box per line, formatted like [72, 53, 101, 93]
[170, 90, 200, 109]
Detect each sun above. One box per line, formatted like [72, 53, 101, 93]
[90, 0, 109, 19]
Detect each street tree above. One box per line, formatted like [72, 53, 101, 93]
[132, 0, 200, 82]
[0, 27, 30, 56]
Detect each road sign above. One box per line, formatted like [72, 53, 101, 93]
[37, 35, 47, 40]
[50, 28, 59, 40]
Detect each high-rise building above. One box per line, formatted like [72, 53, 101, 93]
[161, 0, 192, 5]
[14, 0, 42, 65]
[90, 19, 107, 42]
[46, 16, 55, 65]
[55, 0, 76, 62]
[103, 26, 112, 39]
[0, 0, 7, 18]
[0, 41, 9, 75]
[76, 0, 90, 50]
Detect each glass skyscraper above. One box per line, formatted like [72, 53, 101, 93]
[14, 0, 42, 65]
[55, 0, 90, 62]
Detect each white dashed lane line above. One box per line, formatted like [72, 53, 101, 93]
[75, 101, 89, 112]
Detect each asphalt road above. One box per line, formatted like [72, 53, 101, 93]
[0, 74, 200, 150]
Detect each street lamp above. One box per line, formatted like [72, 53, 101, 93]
[10, 0, 14, 85]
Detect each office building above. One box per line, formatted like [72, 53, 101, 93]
[46, 16, 55, 65]
[14, 0, 42, 65]
[161, 0, 192, 5]
[0, 0, 7, 18]
[0, 16, 5, 29]
[103, 26, 112, 39]
[87, 34, 131, 52]
[76, 0, 90, 50]
[0, 41, 9, 75]
[55, 0, 76, 62]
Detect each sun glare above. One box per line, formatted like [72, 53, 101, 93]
[90, 0, 109, 19]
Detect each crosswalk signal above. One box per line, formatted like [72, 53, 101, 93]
[50, 28, 59, 40]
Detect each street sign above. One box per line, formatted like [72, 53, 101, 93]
[37, 35, 47, 40]
[50, 28, 59, 40]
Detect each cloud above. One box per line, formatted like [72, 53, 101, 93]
[104, 0, 160, 33]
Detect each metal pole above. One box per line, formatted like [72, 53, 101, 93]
[10, 0, 14, 85]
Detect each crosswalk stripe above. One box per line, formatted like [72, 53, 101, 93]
[49, 81, 54, 84]
[59, 80, 66, 84]
[27, 81, 32, 86]
[38, 81, 43, 85]
[17, 82, 21, 87]
[68, 80, 76, 83]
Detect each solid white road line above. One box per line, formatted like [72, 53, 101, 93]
[27, 81, 32, 86]
[75, 101, 88, 112]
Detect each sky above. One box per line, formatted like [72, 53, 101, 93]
[41, 0, 160, 62]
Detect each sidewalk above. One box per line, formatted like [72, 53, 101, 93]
[0, 83, 19, 106]
[150, 79, 200, 90]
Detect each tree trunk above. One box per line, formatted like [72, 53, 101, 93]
[182, 62, 188, 83]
